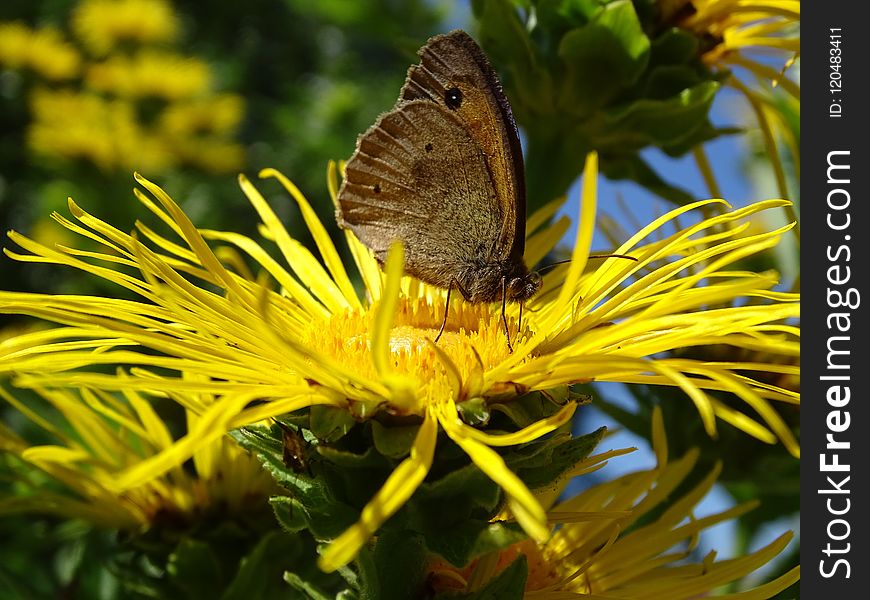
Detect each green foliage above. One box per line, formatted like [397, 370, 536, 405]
[355, 529, 428, 600]
[0, 502, 332, 599]
[471, 0, 727, 207]
[233, 402, 602, 597]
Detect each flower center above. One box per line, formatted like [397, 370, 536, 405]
[303, 297, 533, 410]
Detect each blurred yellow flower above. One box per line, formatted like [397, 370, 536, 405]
[159, 94, 246, 137]
[0, 22, 34, 70]
[27, 84, 245, 173]
[0, 155, 799, 571]
[172, 137, 246, 173]
[72, 0, 180, 56]
[2, 0, 245, 175]
[28, 88, 175, 172]
[27, 216, 78, 251]
[86, 50, 212, 100]
[0, 23, 81, 80]
[0, 384, 277, 530]
[158, 94, 247, 172]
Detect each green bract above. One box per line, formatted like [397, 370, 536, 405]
[234, 415, 603, 598]
[472, 0, 729, 206]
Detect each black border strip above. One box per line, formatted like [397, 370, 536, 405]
[802, 3, 869, 597]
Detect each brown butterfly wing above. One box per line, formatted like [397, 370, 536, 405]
[399, 30, 526, 262]
[337, 100, 503, 288]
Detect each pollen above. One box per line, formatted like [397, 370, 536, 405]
[302, 295, 534, 411]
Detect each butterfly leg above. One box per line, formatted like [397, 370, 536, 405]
[435, 281, 472, 343]
[434, 286, 452, 344]
[500, 277, 514, 353]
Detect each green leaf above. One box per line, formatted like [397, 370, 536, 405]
[534, 0, 601, 30]
[557, 0, 650, 114]
[315, 443, 391, 469]
[284, 572, 335, 600]
[524, 123, 593, 204]
[416, 461, 500, 509]
[371, 421, 420, 459]
[603, 81, 719, 146]
[167, 539, 224, 600]
[660, 124, 741, 157]
[490, 387, 588, 428]
[422, 521, 527, 568]
[271, 491, 360, 540]
[310, 405, 357, 442]
[222, 531, 302, 600]
[231, 425, 283, 459]
[364, 530, 427, 600]
[272, 496, 309, 533]
[649, 28, 700, 67]
[643, 65, 704, 99]
[456, 397, 491, 427]
[261, 447, 361, 538]
[473, 0, 555, 115]
[507, 426, 606, 491]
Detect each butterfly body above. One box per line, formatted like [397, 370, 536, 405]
[336, 30, 540, 335]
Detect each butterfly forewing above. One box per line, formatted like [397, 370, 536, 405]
[339, 100, 503, 286]
[399, 30, 527, 261]
[336, 29, 537, 313]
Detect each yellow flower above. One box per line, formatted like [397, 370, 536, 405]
[0, 384, 277, 530]
[2, 3, 244, 175]
[171, 137, 247, 173]
[159, 94, 248, 172]
[72, 0, 180, 57]
[673, 0, 800, 203]
[426, 408, 799, 598]
[0, 22, 30, 69]
[679, 0, 800, 71]
[0, 154, 799, 570]
[28, 88, 175, 172]
[85, 50, 212, 100]
[0, 22, 81, 80]
[158, 94, 246, 137]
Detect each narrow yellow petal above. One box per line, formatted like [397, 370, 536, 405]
[260, 168, 361, 309]
[442, 410, 549, 542]
[651, 406, 667, 467]
[446, 400, 576, 447]
[371, 241, 404, 379]
[237, 174, 348, 313]
[548, 153, 598, 327]
[105, 392, 259, 492]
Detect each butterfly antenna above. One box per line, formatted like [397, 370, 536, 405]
[535, 253, 637, 275]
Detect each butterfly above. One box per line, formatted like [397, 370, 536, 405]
[336, 30, 539, 351]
